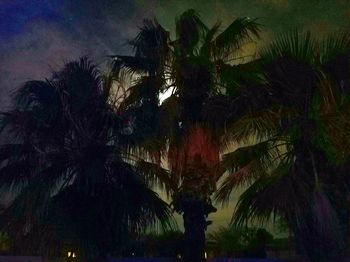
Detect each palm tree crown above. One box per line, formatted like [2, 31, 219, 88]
[0, 57, 173, 259]
[111, 9, 261, 262]
[215, 31, 350, 262]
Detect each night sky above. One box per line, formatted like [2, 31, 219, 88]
[1, 0, 349, 108]
[1, 0, 350, 231]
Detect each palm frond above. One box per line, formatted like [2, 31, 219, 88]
[103, 67, 134, 109]
[129, 19, 170, 63]
[220, 140, 285, 173]
[137, 160, 175, 194]
[212, 17, 261, 60]
[320, 32, 350, 65]
[215, 139, 291, 203]
[119, 76, 163, 110]
[13, 80, 58, 110]
[312, 108, 350, 164]
[321, 33, 350, 87]
[202, 94, 233, 138]
[216, 160, 267, 205]
[199, 21, 222, 57]
[110, 55, 155, 75]
[232, 164, 310, 228]
[309, 75, 350, 163]
[260, 30, 317, 63]
[0, 110, 57, 142]
[224, 109, 282, 144]
[217, 60, 265, 96]
[175, 9, 208, 56]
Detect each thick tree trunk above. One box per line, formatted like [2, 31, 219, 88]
[172, 150, 218, 262]
[182, 199, 213, 262]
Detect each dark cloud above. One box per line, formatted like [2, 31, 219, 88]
[0, 0, 156, 109]
[0, 0, 63, 38]
[1, 0, 348, 110]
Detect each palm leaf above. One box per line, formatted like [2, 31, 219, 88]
[199, 21, 222, 58]
[217, 60, 265, 96]
[111, 55, 156, 75]
[260, 30, 317, 63]
[129, 19, 170, 64]
[232, 164, 310, 227]
[13, 80, 58, 110]
[137, 160, 176, 194]
[319, 32, 350, 65]
[212, 17, 261, 60]
[175, 9, 208, 56]
[224, 108, 282, 144]
[216, 160, 267, 204]
[215, 139, 290, 203]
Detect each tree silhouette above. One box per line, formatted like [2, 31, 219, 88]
[0, 57, 173, 260]
[111, 9, 261, 262]
[216, 31, 350, 262]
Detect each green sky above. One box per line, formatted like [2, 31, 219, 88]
[153, 0, 349, 37]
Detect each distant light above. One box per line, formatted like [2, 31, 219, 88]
[132, 252, 135, 256]
[177, 253, 182, 259]
[67, 251, 77, 258]
[204, 251, 208, 259]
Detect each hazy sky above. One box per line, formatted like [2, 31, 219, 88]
[1, 0, 350, 232]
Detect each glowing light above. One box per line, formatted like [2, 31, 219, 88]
[204, 251, 208, 259]
[159, 86, 175, 104]
[177, 254, 182, 259]
[67, 251, 77, 258]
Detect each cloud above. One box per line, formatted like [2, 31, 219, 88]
[2, 0, 348, 111]
[0, 0, 159, 110]
[0, 22, 99, 109]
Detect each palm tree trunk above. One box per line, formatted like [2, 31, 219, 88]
[182, 199, 207, 262]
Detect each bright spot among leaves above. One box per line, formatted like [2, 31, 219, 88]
[159, 86, 175, 104]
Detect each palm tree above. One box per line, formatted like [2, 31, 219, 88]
[0, 57, 173, 260]
[215, 31, 350, 262]
[111, 9, 261, 262]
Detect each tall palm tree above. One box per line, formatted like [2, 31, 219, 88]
[0, 57, 173, 260]
[111, 9, 261, 262]
[215, 31, 350, 262]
